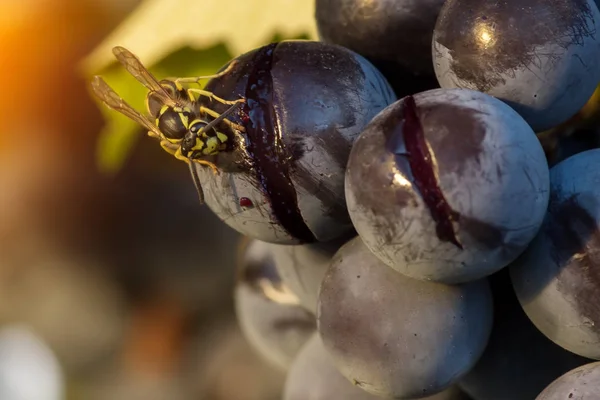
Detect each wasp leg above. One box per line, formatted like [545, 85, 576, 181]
[147, 130, 161, 140]
[193, 159, 219, 175]
[174, 61, 238, 85]
[200, 106, 246, 132]
[189, 159, 220, 205]
[161, 142, 206, 204]
[159, 139, 179, 156]
[187, 88, 245, 105]
[188, 161, 205, 205]
[171, 145, 218, 205]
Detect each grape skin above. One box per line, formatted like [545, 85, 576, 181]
[459, 270, 592, 400]
[317, 237, 493, 398]
[433, 0, 600, 132]
[235, 239, 316, 370]
[283, 333, 382, 400]
[284, 333, 472, 400]
[196, 41, 396, 244]
[536, 362, 600, 399]
[315, 0, 444, 97]
[511, 149, 600, 360]
[345, 88, 549, 283]
[270, 239, 344, 314]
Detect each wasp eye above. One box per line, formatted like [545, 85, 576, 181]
[189, 120, 211, 135]
[189, 123, 201, 134]
[158, 109, 190, 139]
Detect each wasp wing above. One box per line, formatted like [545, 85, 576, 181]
[112, 46, 176, 107]
[91, 76, 163, 138]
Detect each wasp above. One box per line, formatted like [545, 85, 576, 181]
[91, 46, 246, 204]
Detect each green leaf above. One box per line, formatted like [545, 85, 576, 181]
[81, 0, 317, 75]
[154, 43, 233, 86]
[95, 117, 140, 174]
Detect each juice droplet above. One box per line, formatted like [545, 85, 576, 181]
[240, 111, 250, 124]
[240, 197, 254, 207]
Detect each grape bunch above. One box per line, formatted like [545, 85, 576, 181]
[225, 0, 600, 397]
[93, 0, 600, 398]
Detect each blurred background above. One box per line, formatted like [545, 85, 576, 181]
[3, 1, 600, 399]
[0, 0, 317, 398]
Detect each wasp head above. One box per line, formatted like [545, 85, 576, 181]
[180, 120, 229, 158]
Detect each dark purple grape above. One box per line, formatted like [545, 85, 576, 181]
[459, 270, 592, 400]
[536, 362, 600, 399]
[432, 0, 600, 132]
[195, 40, 396, 245]
[283, 333, 381, 400]
[317, 237, 493, 398]
[284, 333, 472, 400]
[235, 238, 316, 370]
[510, 148, 600, 360]
[315, 0, 443, 97]
[270, 237, 348, 314]
[345, 88, 549, 284]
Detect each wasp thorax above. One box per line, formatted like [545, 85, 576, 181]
[159, 80, 182, 96]
[146, 79, 187, 118]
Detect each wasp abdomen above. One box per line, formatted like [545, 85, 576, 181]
[157, 108, 191, 140]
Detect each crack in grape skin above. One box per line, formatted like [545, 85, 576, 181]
[242, 44, 316, 243]
[401, 96, 463, 249]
